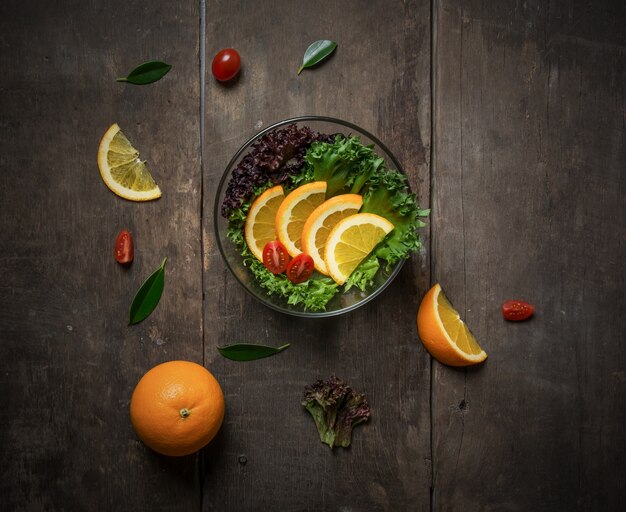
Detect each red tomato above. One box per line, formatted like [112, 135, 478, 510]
[502, 300, 534, 321]
[262, 241, 290, 274]
[286, 253, 315, 284]
[114, 229, 134, 265]
[211, 48, 241, 82]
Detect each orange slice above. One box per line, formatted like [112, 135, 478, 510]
[275, 181, 327, 258]
[324, 213, 394, 285]
[244, 185, 285, 261]
[301, 194, 363, 275]
[97, 123, 162, 201]
[416, 283, 488, 366]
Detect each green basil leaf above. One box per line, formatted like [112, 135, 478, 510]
[297, 40, 337, 75]
[217, 343, 290, 361]
[117, 61, 172, 85]
[129, 258, 167, 325]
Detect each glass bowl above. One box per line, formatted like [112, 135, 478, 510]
[213, 116, 409, 318]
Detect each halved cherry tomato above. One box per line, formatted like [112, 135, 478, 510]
[502, 300, 534, 321]
[286, 253, 315, 284]
[262, 241, 290, 274]
[114, 229, 134, 265]
[211, 48, 241, 82]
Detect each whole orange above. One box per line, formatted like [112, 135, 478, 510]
[130, 360, 225, 456]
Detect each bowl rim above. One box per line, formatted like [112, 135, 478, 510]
[213, 115, 407, 318]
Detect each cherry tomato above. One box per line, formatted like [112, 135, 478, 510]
[211, 48, 241, 82]
[286, 253, 315, 284]
[502, 300, 534, 321]
[263, 241, 290, 274]
[114, 229, 134, 265]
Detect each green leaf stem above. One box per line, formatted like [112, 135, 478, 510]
[217, 343, 290, 361]
[129, 258, 167, 325]
[117, 61, 172, 85]
[297, 40, 337, 74]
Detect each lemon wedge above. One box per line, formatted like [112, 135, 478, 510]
[97, 123, 161, 201]
[324, 213, 394, 285]
[275, 181, 327, 258]
[244, 185, 285, 261]
[301, 194, 363, 275]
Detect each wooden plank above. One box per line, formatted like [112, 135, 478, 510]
[202, 1, 432, 510]
[0, 1, 202, 509]
[432, 0, 625, 510]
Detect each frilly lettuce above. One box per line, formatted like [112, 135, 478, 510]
[306, 135, 430, 268]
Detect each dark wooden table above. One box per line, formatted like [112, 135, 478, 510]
[1, 1, 624, 510]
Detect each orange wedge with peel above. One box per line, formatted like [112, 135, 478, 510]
[301, 194, 363, 275]
[275, 181, 327, 258]
[97, 123, 161, 201]
[417, 283, 488, 366]
[324, 213, 394, 285]
[244, 185, 285, 261]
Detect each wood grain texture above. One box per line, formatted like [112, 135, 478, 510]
[0, 1, 202, 510]
[2, 0, 624, 510]
[202, 1, 432, 510]
[432, 0, 625, 510]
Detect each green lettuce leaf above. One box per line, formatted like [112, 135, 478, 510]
[306, 135, 375, 197]
[344, 253, 380, 292]
[304, 135, 429, 268]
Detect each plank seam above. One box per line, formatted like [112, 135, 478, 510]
[199, 1, 206, 358]
[429, 1, 437, 511]
[199, 0, 207, 510]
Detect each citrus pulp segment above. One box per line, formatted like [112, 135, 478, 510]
[244, 185, 285, 261]
[324, 212, 394, 285]
[301, 194, 363, 275]
[416, 283, 488, 366]
[275, 181, 327, 258]
[97, 123, 162, 201]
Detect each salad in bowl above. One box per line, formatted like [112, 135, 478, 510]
[214, 116, 429, 317]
